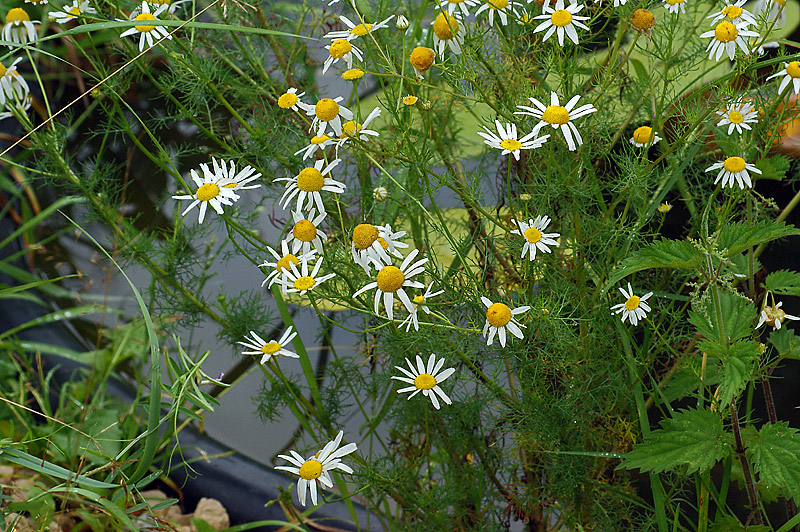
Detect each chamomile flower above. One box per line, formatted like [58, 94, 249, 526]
[275, 431, 357, 507]
[399, 282, 444, 332]
[120, 2, 171, 53]
[532, 0, 589, 46]
[756, 301, 799, 330]
[279, 256, 336, 296]
[510, 216, 560, 261]
[337, 107, 381, 147]
[324, 14, 394, 41]
[260, 241, 317, 292]
[481, 297, 530, 347]
[705, 156, 761, 189]
[699, 20, 757, 61]
[401, 95, 418, 106]
[49, 1, 98, 23]
[477, 120, 549, 160]
[172, 163, 247, 224]
[0, 58, 29, 108]
[716, 100, 758, 134]
[351, 223, 408, 272]
[515, 91, 597, 151]
[238, 327, 299, 364]
[145, 0, 191, 15]
[611, 282, 652, 325]
[409, 46, 435, 79]
[663, 0, 688, 14]
[0, 92, 31, 121]
[286, 209, 328, 255]
[766, 61, 800, 96]
[277, 87, 306, 112]
[475, 0, 521, 26]
[24, 0, 47, 5]
[3, 8, 39, 48]
[431, 12, 465, 56]
[205, 157, 262, 191]
[352, 248, 427, 321]
[303, 96, 354, 137]
[294, 134, 336, 160]
[391, 354, 455, 409]
[707, 0, 756, 25]
[322, 39, 364, 75]
[275, 159, 345, 214]
[439, 0, 480, 17]
[629, 126, 662, 147]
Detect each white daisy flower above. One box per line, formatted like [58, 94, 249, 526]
[0, 91, 31, 121]
[391, 354, 455, 409]
[351, 223, 408, 273]
[475, 0, 521, 26]
[171, 161, 250, 224]
[275, 431, 357, 507]
[286, 209, 328, 255]
[260, 241, 317, 293]
[715, 100, 758, 135]
[145, 0, 190, 15]
[707, 0, 756, 25]
[756, 301, 800, 330]
[478, 120, 549, 160]
[515, 91, 597, 152]
[705, 156, 761, 189]
[532, 0, 589, 46]
[439, 0, 480, 16]
[400, 282, 444, 332]
[119, 2, 171, 53]
[301, 96, 354, 138]
[610, 282, 652, 325]
[275, 158, 345, 214]
[205, 157, 262, 191]
[663, 0, 688, 14]
[2, 8, 39, 48]
[510, 216, 560, 261]
[322, 39, 364, 75]
[238, 327, 299, 364]
[294, 134, 336, 160]
[481, 297, 530, 347]
[699, 21, 757, 61]
[766, 61, 800, 96]
[337, 107, 381, 148]
[324, 14, 394, 41]
[49, 1, 98, 23]
[0, 58, 29, 109]
[753, 0, 786, 25]
[629, 126, 662, 148]
[277, 87, 306, 112]
[352, 248, 427, 321]
[24, 0, 47, 5]
[431, 11, 465, 56]
[279, 256, 336, 296]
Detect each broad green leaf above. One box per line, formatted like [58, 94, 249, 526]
[689, 291, 756, 343]
[608, 239, 702, 287]
[769, 327, 800, 360]
[717, 221, 800, 257]
[621, 408, 731, 474]
[699, 339, 760, 405]
[763, 269, 800, 296]
[748, 422, 800, 503]
[756, 154, 790, 182]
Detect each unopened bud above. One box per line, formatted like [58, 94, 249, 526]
[396, 15, 409, 30]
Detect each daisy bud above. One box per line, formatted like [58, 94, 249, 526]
[520, 193, 531, 201]
[395, 15, 409, 30]
[631, 9, 655, 35]
[657, 202, 672, 213]
[373, 186, 389, 202]
[419, 100, 433, 111]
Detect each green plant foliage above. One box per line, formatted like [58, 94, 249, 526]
[717, 221, 800, 257]
[689, 291, 757, 344]
[608, 239, 703, 286]
[748, 422, 800, 504]
[763, 269, 800, 297]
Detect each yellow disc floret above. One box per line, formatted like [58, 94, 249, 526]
[315, 98, 340, 122]
[297, 167, 325, 192]
[341, 121, 363, 137]
[541, 106, 570, 125]
[723, 156, 746, 173]
[500, 139, 523, 152]
[722, 5, 743, 19]
[486, 303, 511, 327]
[402, 95, 418, 106]
[293, 220, 317, 242]
[0, 63, 6, 77]
[409, 46, 435, 72]
[488, 0, 509, 9]
[299, 459, 323, 480]
[413, 295, 426, 305]
[433, 13, 459, 41]
[524, 227, 542, 243]
[376, 265, 405, 293]
[68, 6, 82, 16]
[728, 111, 744, 124]
[310, 134, 331, 145]
[633, 126, 654, 144]
[350, 23, 372, 37]
[329, 39, 352, 59]
[353, 224, 379, 250]
[714, 21, 737, 43]
[787, 61, 800, 79]
[196, 183, 220, 202]
[261, 341, 281, 355]
[414, 373, 437, 390]
[276, 254, 299, 272]
[294, 276, 316, 291]
[278, 92, 298, 109]
[134, 13, 157, 33]
[377, 237, 389, 249]
[342, 68, 364, 81]
[624, 296, 640, 311]
[5, 8, 30, 24]
[550, 10, 572, 27]
[631, 9, 655, 31]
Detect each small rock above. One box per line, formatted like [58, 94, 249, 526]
[191, 498, 229, 530]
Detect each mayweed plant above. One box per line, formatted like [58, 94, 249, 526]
[4, 0, 800, 529]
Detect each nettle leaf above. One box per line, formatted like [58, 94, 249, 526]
[768, 327, 800, 360]
[763, 269, 800, 297]
[621, 408, 731, 475]
[756, 154, 790, 182]
[689, 292, 756, 343]
[717, 221, 800, 258]
[608, 239, 702, 287]
[748, 422, 800, 503]
[699, 339, 760, 406]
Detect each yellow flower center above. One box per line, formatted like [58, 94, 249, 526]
[550, 9, 573, 27]
[414, 373, 437, 390]
[500, 139, 523, 151]
[666, 0, 684, 5]
[134, 13, 157, 33]
[376, 265, 405, 293]
[341, 120, 363, 137]
[787, 61, 800, 79]
[299, 459, 323, 480]
[68, 6, 82, 16]
[448, 0, 466, 3]
[413, 295, 426, 304]
[293, 219, 317, 242]
[294, 276, 316, 291]
[723, 156, 746, 173]
[310, 134, 331, 145]
[486, 303, 512, 327]
[5, 8, 30, 24]
[352, 223, 378, 250]
[631, 9, 655, 31]
[377, 237, 389, 249]
[488, 0, 509, 9]
[402, 95, 418, 106]
[524, 227, 542, 243]
[315, 99, 340, 122]
[728, 110, 744, 124]
[409, 46, 435, 71]
[342, 68, 364, 80]
[433, 12, 459, 41]
[196, 183, 220, 202]
[329, 39, 352, 59]
[0, 64, 6, 77]
[261, 341, 281, 355]
[714, 21, 737, 43]
[657, 202, 672, 213]
[297, 167, 325, 192]
[276, 254, 299, 272]
[632, 126, 654, 144]
[278, 92, 298, 109]
[541, 105, 570, 125]
[624, 295, 640, 311]
[151, 0, 172, 4]
[722, 5, 743, 19]
[350, 23, 372, 36]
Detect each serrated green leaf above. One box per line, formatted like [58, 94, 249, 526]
[717, 221, 800, 257]
[608, 239, 702, 287]
[756, 154, 790, 181]
[749, 422, 800, 503]
[698, 339, 760, 405]
[768, 327, 800, 359]
[689, 292, 756, 343]
[764, 270, 800, 296]
[621, 408, 731, 474]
